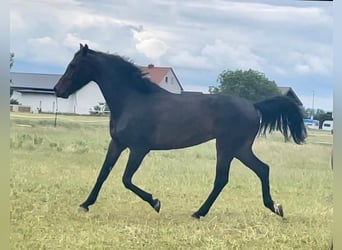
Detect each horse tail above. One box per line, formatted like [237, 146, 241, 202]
[254, 95, 307, 144]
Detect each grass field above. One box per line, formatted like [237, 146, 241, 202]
[10, 112, 333, 249]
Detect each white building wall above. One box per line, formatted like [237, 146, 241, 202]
[12, 82, 105, 115]
[158, 71, 182, 94]
[57, 94, 77, 113]
[13, 90, 76, 114]
[75, 82, 105, 114]
[14, 91, 58, 113]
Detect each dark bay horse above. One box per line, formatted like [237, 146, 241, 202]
[54, 44, 307, 219]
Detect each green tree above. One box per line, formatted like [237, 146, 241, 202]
[209, 69, 281, 101]
[10, 52, 14, 97]
[10, 52, 20, 104]
[10, 52, 15, 69]
[303, 108, 333, 128]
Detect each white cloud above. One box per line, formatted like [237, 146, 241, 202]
[295, 64, 311, 75]
[291, 50, 332, 76]
[10, 11, 25, 32]
[300, 94, 333, 112]
[181, 1, 332, 27]
[9, 0, 333, 111]
[63, 33, 99, 51]
[168, 51, 211, 70]
[26, 36, 70, 65]
[202, 39, 264, 71]
[134, 37, 169, 60]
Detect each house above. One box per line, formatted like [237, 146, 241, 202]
[10, 72, 105, 114]
[10, 65, 183, 114]
[278, 87, 303, 106]
[139, 64, 183, 94]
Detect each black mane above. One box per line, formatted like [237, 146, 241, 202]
[90, 50, 168, 94]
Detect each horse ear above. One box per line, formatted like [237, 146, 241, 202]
[80, 43, 84, 49]
[82, 44, 89, 56]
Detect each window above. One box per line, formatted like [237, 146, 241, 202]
[165, 76, 168, 83]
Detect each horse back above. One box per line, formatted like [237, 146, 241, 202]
[111, 93, 259, 150]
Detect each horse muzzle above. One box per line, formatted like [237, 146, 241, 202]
[53, 82, 70, 99]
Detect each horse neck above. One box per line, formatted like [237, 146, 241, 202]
[96, 78, 131, 119]
[90, 55, 167, 118]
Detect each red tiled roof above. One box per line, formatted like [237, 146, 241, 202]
[139, 66, 171, 84]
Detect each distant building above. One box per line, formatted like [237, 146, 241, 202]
[303, 118, 320, 130]
[139, 64, 183, 94]
[10, 72, 104, 114]
[278, 87, 303, 106]
[10, 65, 183, 114]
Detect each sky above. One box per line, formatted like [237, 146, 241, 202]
[10, 0, 333, 111]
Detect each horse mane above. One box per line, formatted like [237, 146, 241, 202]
[90, 50, 168, 94]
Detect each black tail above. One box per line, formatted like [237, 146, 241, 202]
[254, 96, 307, 144]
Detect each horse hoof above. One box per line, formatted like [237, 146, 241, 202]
[192, 212, 201, 219]
[78, 206, 89, 213]
[274, 203, 283, 217]
[153, 199, 161, 213]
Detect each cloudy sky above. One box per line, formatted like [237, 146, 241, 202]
[10, 0, 333, 111]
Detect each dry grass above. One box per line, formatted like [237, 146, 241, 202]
[10, 113, 333, 249]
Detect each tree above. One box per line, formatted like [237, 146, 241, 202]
[303, 108, 333, 128]
[10, 52, 14, 96]
[209, 69, 281, 101]
[10, 52, 20, 104]
[10, 52, 15, 69]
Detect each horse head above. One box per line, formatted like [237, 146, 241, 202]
[54, 44, 94, 98]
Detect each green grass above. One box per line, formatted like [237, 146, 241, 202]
[10, 113, 333, 249]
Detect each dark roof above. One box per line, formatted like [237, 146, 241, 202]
[278, 87, 291, 95]
[10, 67, 184, 92]
[278, 86, 303, 106]
[16, 89, 55, 95]
[10, 72, 60, 91]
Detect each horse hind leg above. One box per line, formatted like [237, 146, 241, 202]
[236, 147, 283, 217]
[122, 148, 160, 212]
[192, 141, 233, 219]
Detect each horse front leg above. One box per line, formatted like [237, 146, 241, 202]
[79, 139, 125, 212]
[122, 148, 161, 212]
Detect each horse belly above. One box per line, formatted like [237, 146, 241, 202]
[151, 120, 214, 150]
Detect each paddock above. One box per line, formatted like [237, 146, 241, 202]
[10, 112, 333, 249]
